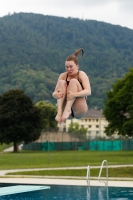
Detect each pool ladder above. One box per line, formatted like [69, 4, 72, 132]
[86, 165, 90, 186]
[86, 160, 108, 187]
[98, 160, 108, 187]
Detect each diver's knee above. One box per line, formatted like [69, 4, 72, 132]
[69, 78, 78, 84]
[58, 80, 67, 87]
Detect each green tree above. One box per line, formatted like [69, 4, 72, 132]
[68, 122, 87, 139]
[0, 89, 44, 152]
[103, 68, 133, 136]
[35, 101, 57, 130]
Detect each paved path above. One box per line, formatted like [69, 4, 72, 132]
[3, 145, 22, 152]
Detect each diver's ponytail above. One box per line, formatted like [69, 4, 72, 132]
[66, 48, 84, 65]
[74, 48, 84, 58]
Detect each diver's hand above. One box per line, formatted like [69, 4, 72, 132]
[67, 91, 75, 100]
[53, 90, 64, 99]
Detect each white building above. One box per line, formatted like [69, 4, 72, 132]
[58, 109, 108, 139]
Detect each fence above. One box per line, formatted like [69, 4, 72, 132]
[23, 139, 133, 151]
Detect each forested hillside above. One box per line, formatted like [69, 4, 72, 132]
[0, 13, 133, 108]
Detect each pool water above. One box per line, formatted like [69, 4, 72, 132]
[0, 184, 133, 200]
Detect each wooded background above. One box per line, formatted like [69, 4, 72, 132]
[0, 13, 133, 109]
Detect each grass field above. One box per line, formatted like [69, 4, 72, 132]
[0, 150, 132, 170]
[7, 167, 133, 178]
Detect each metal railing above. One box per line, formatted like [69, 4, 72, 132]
[98, 160, 108, 187]
[86, 165, 90, 186]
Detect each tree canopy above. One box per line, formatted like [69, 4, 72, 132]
[103, 68, 133, 136]
[35, 100, 58, 130]
[0, 89, 44, 152]
[68, 122, 88, 139]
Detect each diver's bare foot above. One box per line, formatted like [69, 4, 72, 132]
[62, 110, 71, 122]
[55, 113, 62, 124]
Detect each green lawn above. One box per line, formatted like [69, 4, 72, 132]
[7, 167, 133, 178]
[0, 150, 132, 170]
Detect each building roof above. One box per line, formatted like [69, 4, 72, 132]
[83, 109, 105, 118]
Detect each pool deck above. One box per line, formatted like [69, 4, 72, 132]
[0, 177, 133, 187]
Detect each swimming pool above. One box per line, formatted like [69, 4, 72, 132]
[0, 184, 133, 199]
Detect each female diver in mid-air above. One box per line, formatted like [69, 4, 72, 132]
[52, 48, 91, 123]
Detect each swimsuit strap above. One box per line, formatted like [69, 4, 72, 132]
[66, 71, 83, 88]
[66, 73, 69, 85]
[66, 73, 69, 81]
[77, 70, 80, 81]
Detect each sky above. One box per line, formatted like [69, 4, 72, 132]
[0, 0, 133, 30]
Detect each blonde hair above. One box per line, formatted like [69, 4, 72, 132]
[66, 48, 84, 65]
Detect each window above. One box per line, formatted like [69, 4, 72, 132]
[96, 125, 99, 128]
[96, 131, 99, 134]
[85, 119, 87, 122]
[89, 119, 91, 122]
[81, 125, 84, 127]
[88, 125, 91, 128]
[96, 119, 99, 122]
